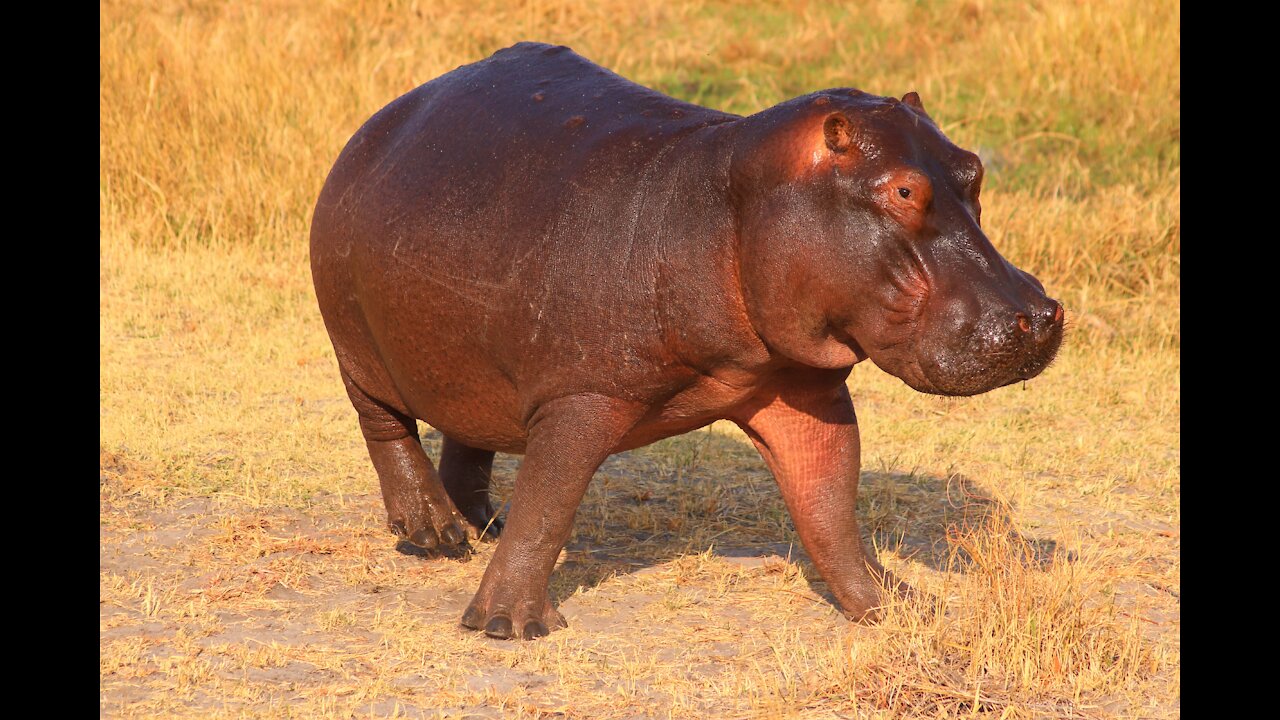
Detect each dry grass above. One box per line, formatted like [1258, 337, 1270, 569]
[101, 0, 1179, 717]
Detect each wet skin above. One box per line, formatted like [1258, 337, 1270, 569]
[310, 42, 1064, 639]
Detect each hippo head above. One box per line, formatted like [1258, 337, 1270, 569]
[729, 90, 1063, 396]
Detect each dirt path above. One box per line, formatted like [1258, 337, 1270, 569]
[101, 429, 1179, 718]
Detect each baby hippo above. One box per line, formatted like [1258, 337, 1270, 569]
[310, 42, 1063, 639]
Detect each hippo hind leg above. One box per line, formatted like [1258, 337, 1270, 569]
[440, 437, 503, 541]
[341, 369, 470, 553]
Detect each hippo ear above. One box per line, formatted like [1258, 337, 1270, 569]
[901, 91, 926, 112]
[823, 113, 855, 154]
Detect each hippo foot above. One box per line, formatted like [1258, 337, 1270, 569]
[388, 515, 470, 557]
[838, 568, 919, 623]
[460, 591, 567, 640]
[460, 507, 504, 543]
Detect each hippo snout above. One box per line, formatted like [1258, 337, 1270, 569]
[1001, 293, 1064, 382]
[1013, 297, 1064, 365]
[911, 289, 1064, 397]
[1005, 269, 1065, 373]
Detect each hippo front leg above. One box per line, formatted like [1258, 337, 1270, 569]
[732, 372, 906, 621]
[461, 393, 643, 640]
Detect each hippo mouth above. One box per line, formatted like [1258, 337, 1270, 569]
[839, 308, 1063, 396]
[913, 326, 1063, 397]
[835, 319, 932, 389]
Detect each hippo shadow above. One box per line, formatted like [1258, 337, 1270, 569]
[417, 427, 1058, 612]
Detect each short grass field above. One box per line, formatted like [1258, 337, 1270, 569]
[100, 1, 1180, 717]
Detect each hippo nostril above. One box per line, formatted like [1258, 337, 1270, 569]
[1016, 314, 1030, 333]
[1053, 304, 1063, 324]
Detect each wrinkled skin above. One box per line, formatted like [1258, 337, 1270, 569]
[310, 42, 1063, 640]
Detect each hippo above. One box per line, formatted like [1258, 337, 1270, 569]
[310, 42, 1063, 640]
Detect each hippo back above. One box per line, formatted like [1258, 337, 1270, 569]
[310, 43, 747, 446]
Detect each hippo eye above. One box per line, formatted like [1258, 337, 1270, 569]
[879, 172, 931, 229]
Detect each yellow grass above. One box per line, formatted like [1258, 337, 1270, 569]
[101, 0, 1179, 717]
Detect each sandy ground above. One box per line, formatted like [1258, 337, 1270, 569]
[101, 425, 1178, 718]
